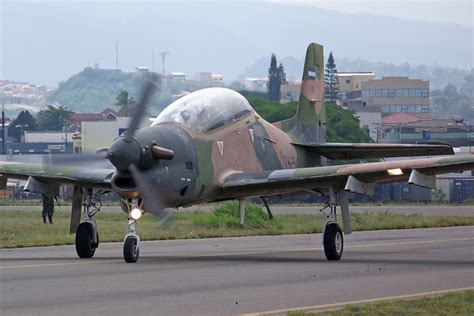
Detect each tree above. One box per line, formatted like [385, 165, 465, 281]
[325, 52, 339, 102]
[36, 105, 75, 131]
[460, 69, 474, 98]
[267, 54, 286, 101]
[115, 91, 136, 117]
[431, 84, 474, 122]
[9, 110, 37, 142]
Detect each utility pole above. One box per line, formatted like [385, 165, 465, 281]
[152, 50, 155, 72]
[159, 51, 169, 89]
[1, 95, 5, 155]
[115, 41, 119, 70]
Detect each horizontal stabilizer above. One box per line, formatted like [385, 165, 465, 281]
[294, 142, 454, 160]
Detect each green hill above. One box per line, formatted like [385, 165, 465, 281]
[47, 67, 169, 113]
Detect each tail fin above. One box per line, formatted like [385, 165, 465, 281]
[277, 43, 326, 144]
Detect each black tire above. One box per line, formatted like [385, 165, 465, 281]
[323, 223, 343, 261]
[75, 222, 98, 258]
[123, 236, 139, 263]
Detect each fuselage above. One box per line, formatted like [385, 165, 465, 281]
[108, 88, 318, 208]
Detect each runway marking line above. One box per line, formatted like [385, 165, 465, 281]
[239, 287, 474, 316]
[188, 237, 474, 258]
[0, 259, 121, 270]
[1, 237, 472, 270]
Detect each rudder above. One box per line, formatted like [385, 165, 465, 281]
[277, 43, 326, 144]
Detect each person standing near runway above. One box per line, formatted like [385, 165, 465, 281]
[42, 194, 55, 224]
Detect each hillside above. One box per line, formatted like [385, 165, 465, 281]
[240, 56, 471, 90]
[47, 68, 167, 113]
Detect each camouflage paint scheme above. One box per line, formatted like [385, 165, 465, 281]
[0, 43, 473, 215]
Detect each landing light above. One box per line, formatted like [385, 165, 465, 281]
[130, 208, 143, 220]
[387, 168, 404, 176]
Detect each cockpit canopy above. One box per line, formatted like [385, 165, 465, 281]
[152, 88, 253, 133]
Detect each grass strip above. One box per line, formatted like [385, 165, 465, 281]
[1, 200, 473, 248]
[288, 290, 474, 316]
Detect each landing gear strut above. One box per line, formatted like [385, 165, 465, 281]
[75, 189, 102, 258]
[123, 219, 140, 263]
[121, 199, 142, 263]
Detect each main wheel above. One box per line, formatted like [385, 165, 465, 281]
[323, 223, 343, 260]
[75, 222, 98, 258]
[123, 236, 139, 263]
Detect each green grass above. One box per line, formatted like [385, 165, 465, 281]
[288, 290, 474, 315]
[1, 201, 473, 248]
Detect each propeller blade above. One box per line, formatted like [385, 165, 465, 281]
[42, 153, 112, 169]
[128, 163, 168, 219]
[124, 80, 156, 142]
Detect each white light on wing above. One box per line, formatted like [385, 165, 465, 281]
[387, 168, 404, 176]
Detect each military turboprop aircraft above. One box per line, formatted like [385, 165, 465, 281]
[1, 43, 473, 263]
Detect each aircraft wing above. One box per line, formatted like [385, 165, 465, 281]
[0, 161, 114, 189]
[294, 142, 454, 159]
[221, 155, 474, 198]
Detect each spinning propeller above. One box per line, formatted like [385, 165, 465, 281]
[47, 80, 174, 219]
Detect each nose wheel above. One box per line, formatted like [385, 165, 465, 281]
[124, 235, 139, 263]
[122, 200, 142, 263]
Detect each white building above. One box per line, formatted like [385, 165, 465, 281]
[244, 77, 268, 92]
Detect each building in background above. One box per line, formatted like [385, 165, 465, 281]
[379, 112, 473, 146]
[337, 72, 374, 103]
[280, 82, 300, 103]
[345, 76, 430, 114]
[168, 72, 187, 84]
[70, 108, 118, 128]
[81, 117, 151, 152]
[356, 110, 381, 141]
[194, 72, 225, 87]
[245, 77, 268, 93]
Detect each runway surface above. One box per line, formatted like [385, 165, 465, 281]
[1, 226, 473, 315]
[1, 204, 473, 216]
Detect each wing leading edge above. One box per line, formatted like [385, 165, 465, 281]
[221, 155, 474, 198]
[0, 161, 114, 189]
[294, 142, 454, 160]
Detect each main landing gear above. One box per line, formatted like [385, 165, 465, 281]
[319, 188, 350, 261]
[320, 203, 343, 260]
[75, 190, 101, 258]
[74, 190, 143, 263]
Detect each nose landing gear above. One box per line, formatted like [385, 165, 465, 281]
[121, 199, 143, 263]
[123, 219, 140, 263]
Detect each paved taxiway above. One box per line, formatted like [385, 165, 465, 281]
[1, 226, 473, 315]
[1, 204, 473, 216]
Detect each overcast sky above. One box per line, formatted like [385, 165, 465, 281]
[1, 0, 472, 85]
[6, 0, 472, 27]
[270, 0, 473, 27]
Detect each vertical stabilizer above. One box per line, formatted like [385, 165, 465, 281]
[276, 43, 326, 144]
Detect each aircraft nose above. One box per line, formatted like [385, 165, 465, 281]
[107, 137, 142, 171]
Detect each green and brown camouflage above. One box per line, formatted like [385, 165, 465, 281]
[0, 42, 473, 213]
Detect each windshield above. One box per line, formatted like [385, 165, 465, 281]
[152, 88, 253, 133]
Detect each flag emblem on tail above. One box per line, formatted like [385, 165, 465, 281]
[307, 66, 317, 80]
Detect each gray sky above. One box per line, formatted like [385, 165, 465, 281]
[8, 0, 473, 27]
[270, 0, 473, 27]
